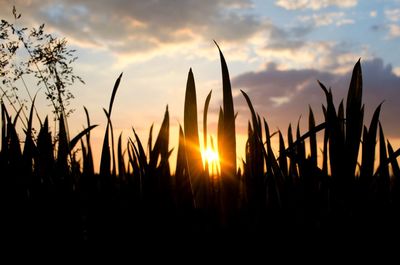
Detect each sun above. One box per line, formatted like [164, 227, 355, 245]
[202, 147, 219, 165]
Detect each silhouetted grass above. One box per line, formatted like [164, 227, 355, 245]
[1, 43, 400, 246]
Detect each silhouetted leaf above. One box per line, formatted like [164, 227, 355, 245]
[215, 41, 236, 179]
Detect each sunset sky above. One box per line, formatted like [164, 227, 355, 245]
[1, 0, 400, 168]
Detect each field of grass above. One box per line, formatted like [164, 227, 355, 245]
[2, 41, 400, 245]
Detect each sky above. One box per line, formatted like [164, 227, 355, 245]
[1, 0, 400, 169]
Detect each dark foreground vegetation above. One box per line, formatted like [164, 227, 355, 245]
[1, 9, 400, 247]
[2, 50, 400, 246]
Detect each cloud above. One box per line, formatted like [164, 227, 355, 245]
[232, 58, 400, 138]
[263, 23, 312, 51]
[0, 0, 262, 58]
[385, 9, 400, 22]
[382, 9, 400, 39]
[261, 39, 369, 74]
[298, 12, 354, 27]
[388, 24, 400, 38]
[370, 11, 377, 18]
[275, 0, 357, 10]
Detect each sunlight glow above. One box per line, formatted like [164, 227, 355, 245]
[202, 147, 219, 165]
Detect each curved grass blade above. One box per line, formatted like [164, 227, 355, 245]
[360, 103, 382, 177]
[100, 109, 111, 177]
[203, 90, 212, 173]
[108, 72, 123, 116]
[148, 124, 154, 157]
[69, 124, 98, 151]
[378, 122, 389, 178]
[83, 107, 94, 175]
[215, 41, 236, 179]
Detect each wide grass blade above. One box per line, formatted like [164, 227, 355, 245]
[35, 117, 54, 177]
[100, 109, 111, 177]
[319, 80, 343, 177]
[183, 68, 203, 206]
[346, 59, 363, 176]
[215, 41, 236, 180]
[151, 106, 170, 173]
[241, 90, 259, 136]
[69, 125, 98, 152]
[360, 103, 382, 178]
[108, 73, 123, 116]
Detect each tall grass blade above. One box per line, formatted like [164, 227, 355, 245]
[148, 124, 154, 158]
[278, 130, 288, 177]
[175, 125, 194, 210]
[378, 122, 389, 177]
[203, 90, 212, 172]
[132, 127, 148, 176]
[100, 109, 111, 177]
[377, 122, 390, 204]
[108, 73, 123, 116]
[264, 118, 283, 207]
[56, 113, 69, 177]
[287, 124, 298, 178]
[309, 106, 317, 169]
[151, 106, 170, 174]
[22, 97, 37, 176]
[322, 105, 328, 176]
[360, 103, 382, 178]
[241, 90, 259, 136]
[346, 59, 363, 177]
[183, 68, 203, 206]
[117, 133, 126, 178]
[35, 117, 54, 178]
[103, 73, 123, 178]
[83, 107, 94, 176]
[215, 41, 237, 182]
[319, 80, 342, 177]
